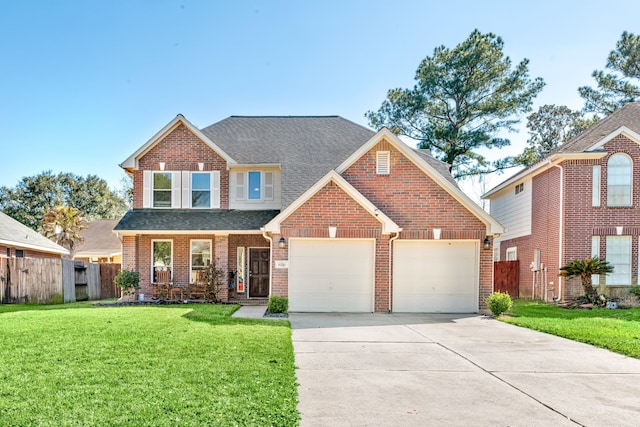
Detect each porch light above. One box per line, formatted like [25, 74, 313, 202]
[278, 237, 286, 249]
[483, 236, 491, 250]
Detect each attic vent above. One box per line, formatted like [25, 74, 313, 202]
[376, 151, 390, 175]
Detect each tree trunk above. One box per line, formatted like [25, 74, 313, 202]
[581, 274, 599, 300]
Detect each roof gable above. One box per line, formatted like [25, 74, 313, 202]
[120, 114, 236, 171]
[337, 128, 504, 234]
[263, 171, 400, 235]
[0, 212, 69, 255]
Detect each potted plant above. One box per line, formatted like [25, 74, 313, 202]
[114, 269, 140, 301]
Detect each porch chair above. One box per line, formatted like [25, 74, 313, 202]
[152, 270, 171, 300]
[188, 271, 207, 300]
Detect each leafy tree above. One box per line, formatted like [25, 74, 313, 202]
[0, 171, 127, 231]
[579, 31, 640, 115]
[514, 105, 599, 166]
[366, 29, 545, 179]
[41, 206, 88, 258]
[559, 257, 614, 301]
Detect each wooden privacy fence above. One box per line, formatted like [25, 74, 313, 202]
[1, 258, 63, 304]
[1, 257, 120, 304]
[494, 260, 520, 298]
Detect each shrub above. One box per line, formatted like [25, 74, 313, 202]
[617, 295, 640, 309]
[114, 269, 140, 295]
[629, 286, 640, 299]
[268, 296, 288, 314]
[485, 291, 513, 317]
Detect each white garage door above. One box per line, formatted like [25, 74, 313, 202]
[289, 239, 374, 312]
[393, 240, 478, 313]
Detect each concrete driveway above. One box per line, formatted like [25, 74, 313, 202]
[289, 313, 640, 426]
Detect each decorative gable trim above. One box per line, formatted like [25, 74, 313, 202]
[586, 126, 640, 151]
[120, 114, 236, 171]
[263, 170, 400, 235]
[337, 128, 504, 235]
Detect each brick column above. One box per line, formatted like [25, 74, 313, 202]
[215, 235, 229, 301]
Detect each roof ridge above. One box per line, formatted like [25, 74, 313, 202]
[228, 115, 341, 118]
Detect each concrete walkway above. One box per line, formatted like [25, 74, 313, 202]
[289, 313, 640, 426]
[231, 305, 267, 318]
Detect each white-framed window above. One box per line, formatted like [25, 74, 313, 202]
[376, 151, 390, 175]
[592, 236, 600, 285]
[190, 240, 212, 282]
[506, 247, 517, 261]
[607, 153, 632, 206]
[152, 240, 173, 283]
[606, 235, 631, 285]
[236, 247, 245, 292]
[515, 183, 524, 195]
[191, 173, 211, 208]
[235, 171, 274, 201]
[152, 172, 172, 208]
[592, 165, 601, 207]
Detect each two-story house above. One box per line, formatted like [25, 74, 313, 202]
[483, 102, 640, 301]
[115, 114, 503, 312]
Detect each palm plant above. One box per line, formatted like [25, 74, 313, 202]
[41, 206, 88, 258]
[559, 257, 614, 300]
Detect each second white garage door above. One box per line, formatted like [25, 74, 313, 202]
[393, 240, 479, 313]
[288, 239, 374, 312]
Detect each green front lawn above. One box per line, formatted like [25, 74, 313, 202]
[501, 300, 640, 358]
[0, 303, 299, 426]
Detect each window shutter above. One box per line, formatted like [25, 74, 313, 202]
[212, 171, 220, 208]
[171, 171, 182, 208]
[376, 151, 390, 175]
[143, 171, 152, 208]
[264, 171, 274, 200]
[592, 236, 600, 285]
[592, 165, 601, 207]
[235, 172, 245, 200]
[182, 171, 191, 208]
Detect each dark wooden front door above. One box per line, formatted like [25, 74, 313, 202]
[249, 248, 270, 298]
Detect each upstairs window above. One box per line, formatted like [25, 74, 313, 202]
[376, 151, 390, 175]
[592, 165, 601, 206]
[191, 173, 211, 208]
[235, 171, 274, 201]
[607, 154, 632, 206]
[515, 183, 524, 195]
[248, 171, 261, 200]
[153, 172, 172, 208]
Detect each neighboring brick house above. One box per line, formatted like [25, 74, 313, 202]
[483, 103, 640, 301]
[0, 211, 68, 259]
[115, 114, 503, 312]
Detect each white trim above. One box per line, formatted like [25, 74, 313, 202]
[506, 246, 517, 261]
[263, 170, 400, 235]
[337, 128, 503, 235]
[586, 126, 640, 151]
[120, 114, 236, 170]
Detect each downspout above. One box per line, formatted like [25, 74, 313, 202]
[261, 228, 274, 297]
[388, 231, 400, 313]
[550, 162, 564, 301]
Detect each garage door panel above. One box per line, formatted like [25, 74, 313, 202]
[393, 241, 478, 313]
[289, 239, 374, 312]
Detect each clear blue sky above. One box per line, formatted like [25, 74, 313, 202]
[1, 0, 639, 196]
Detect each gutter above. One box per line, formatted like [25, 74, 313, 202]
[550, 162, 564, 301]
[388, 231, 400, 312]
